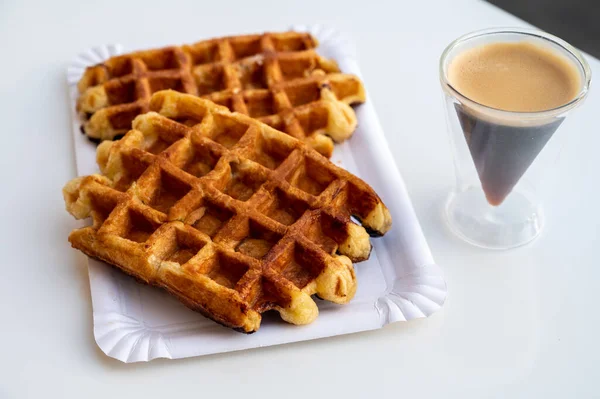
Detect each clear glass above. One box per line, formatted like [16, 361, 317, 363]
[440, 28, 591, 249]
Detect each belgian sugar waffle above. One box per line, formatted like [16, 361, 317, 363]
[77, 31, 365, 157]
[64, 90, 391, 333]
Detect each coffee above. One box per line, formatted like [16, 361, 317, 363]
[447, 42, 581, 205]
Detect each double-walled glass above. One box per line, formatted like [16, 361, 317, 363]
[440, 28, 591, 249]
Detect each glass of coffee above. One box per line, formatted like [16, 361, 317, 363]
[440, 28, 591, 249]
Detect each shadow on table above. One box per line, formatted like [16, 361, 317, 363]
[486, 0, 600, 58]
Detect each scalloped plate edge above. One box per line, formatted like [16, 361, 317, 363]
[67, 25, 447, 363]
[292, 24, 447, 326]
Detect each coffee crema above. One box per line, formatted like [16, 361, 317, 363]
[447, 41, 581, 112]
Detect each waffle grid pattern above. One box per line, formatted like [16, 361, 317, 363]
[65, 91, 390, 332]
[77, 32, 365, 157]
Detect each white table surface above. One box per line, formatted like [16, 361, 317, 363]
[1, 0, 599, 397]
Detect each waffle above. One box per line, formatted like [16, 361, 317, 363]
[64, 90, 391, 333]
[77, 31, 365, 157]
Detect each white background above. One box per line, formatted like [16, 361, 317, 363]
[1, 0, 599, 397]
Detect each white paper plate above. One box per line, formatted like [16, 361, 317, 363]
[66, 25, 447, 363]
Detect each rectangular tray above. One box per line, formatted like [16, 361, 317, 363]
[66, 25, 447, 363]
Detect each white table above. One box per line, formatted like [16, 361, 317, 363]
[2, 0, 598, 397]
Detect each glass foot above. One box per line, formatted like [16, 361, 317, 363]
[445, 186, 544, 249]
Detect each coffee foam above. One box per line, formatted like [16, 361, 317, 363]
[447, 41, 582, 118]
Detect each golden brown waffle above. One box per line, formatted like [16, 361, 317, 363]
[64, 91, 391, 333]
[77, 31, 365, 157]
